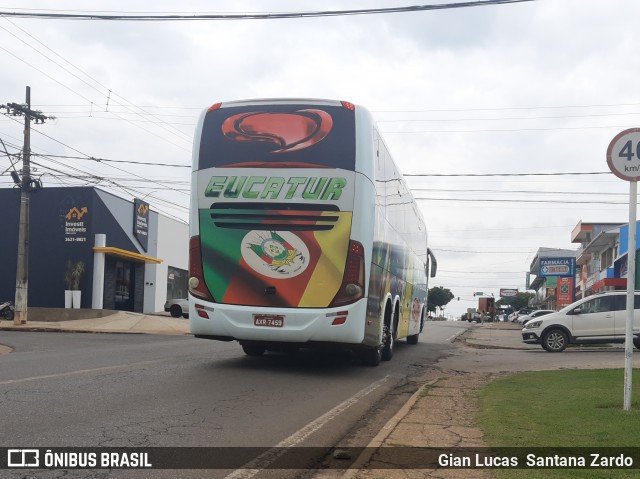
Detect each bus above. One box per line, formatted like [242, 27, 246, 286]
[188, 99, 436, 366]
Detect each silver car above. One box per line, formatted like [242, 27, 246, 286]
[164, 298, 189, 318]
[516, 309, 555, 325]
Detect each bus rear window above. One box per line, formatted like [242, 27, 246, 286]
[198, 103, 355, 170]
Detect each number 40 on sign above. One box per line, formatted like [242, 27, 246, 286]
[607, 128, 640, 181]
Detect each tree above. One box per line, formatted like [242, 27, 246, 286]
[496, 292, 534, 311]
[427, 286, 455, 316]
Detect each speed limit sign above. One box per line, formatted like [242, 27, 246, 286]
[606, 128, 640, 411]
[607, 128, 640, 181]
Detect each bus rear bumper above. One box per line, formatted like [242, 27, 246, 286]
[189, 299, 368, 345]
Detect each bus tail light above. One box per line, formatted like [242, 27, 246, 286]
[189, 235, 215, 302]
[195, 303, 210, 319]
[327, 310, 349, 326]
[329, 240, 365, 307]
[341, 101, 355, 111]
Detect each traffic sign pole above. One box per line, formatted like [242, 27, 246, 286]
[606, 128, 640, 411]
[624, 180, 636, 411]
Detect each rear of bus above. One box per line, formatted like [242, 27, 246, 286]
[189, 99, 372, 354]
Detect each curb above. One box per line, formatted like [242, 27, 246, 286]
[0, 325, 189, 336]
[340, 377, 441, 478]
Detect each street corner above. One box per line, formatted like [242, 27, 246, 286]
[457, 321, 533, 350]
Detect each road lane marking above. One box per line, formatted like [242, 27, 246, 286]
[446, 329, 467, 342]
[223, 375, 391, 479]
[0, 359, 170, 385]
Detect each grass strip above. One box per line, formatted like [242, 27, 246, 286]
[476, 369, 640, 478]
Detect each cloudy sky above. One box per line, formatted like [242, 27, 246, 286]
[2, 0, 640, 318]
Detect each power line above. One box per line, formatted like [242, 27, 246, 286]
[377, 111, 640, 123]
[34, 100, 640, 114]
[373, 102, 640, 113]
[416, 197, 627, 204]
[432, 248, 534, 253]
[0, 43, 190, 151]
[412, 187, 627, 196]
[382, 124, 640, 134]
[405, 172, 609, 177]
[0, 118, 192, 219]
[32, 153, 190, 168]
[0, 18, 192, 148]
[0, 1, 536, 21]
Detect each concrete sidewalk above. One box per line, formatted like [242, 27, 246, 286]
[461, 320, 538, 350]
[0, 310, 189, 335]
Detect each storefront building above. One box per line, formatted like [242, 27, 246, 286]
[0, 186, 188, 313]
[528, 247, 577, 310]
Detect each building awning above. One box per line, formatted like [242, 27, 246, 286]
[529, 275, 546, 291]
[93, 246, 163, 264]
[592, 277, 626, 291]
[583, 229, 619, 254]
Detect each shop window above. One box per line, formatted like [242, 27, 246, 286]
[115, 261, 131, 303]
[167, 266, 188, 300]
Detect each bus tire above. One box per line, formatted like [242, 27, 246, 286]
[241, 342, 266, 357]
[407, 311, 424, 345]
[361, 347, 382, 367]
[381, 323, 394, 361]
[407, 332, 419, 345]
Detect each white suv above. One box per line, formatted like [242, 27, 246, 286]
[522, 291, 640, 352]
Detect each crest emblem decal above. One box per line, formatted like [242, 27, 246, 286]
[241, 231, 309, 278]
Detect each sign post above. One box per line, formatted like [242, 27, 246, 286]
[606, 128, 640, 411]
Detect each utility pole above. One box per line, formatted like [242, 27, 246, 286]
[2, 86, 48, 325]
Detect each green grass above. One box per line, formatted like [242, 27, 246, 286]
[418, 384, 433, 398]
[476, 369, 640, 478]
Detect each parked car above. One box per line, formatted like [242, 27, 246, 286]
[522, 291, 640, 352]
[164, 298, 188, 318]
[510, 307, 534, 322]
[516, 309, 555, 325]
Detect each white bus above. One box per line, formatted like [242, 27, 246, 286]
[188, 99, 436, 366]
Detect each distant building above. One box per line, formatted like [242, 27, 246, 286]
[528, 247, 578, 310]
[571, 221, 624, 298]
[529, 221, 640, 311]
[0, 186, 188, 313]
[615, 222, 640, 291]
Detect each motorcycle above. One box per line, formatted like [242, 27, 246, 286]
[0, 301, 15, 321]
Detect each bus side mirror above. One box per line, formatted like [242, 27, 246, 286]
[427, 248, 437, 278]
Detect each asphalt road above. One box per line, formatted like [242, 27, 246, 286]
[0, 321, 469, 479]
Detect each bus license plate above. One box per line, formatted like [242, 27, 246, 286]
[254, 315, 284, 327]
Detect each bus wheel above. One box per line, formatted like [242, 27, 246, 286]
[360, 346, 382, 367]
[407, 332, 419, 345]
[241, 342, 266, 357]
[381, 324, 394, 361]
[407, 312, 424, 345]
